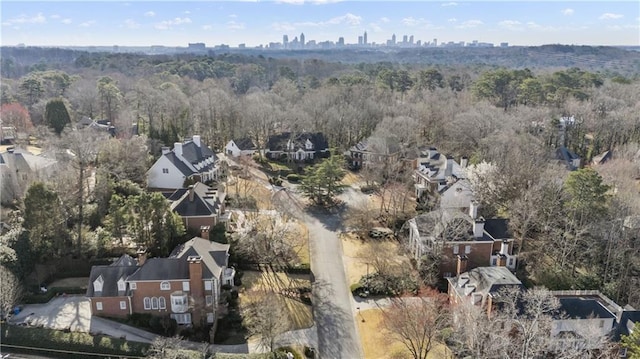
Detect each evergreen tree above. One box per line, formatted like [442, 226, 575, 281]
[44, 98, 71, 135]
[300, 154, 346, 206]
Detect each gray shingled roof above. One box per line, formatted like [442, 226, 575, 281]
[181, 140, 217, 165]
[233, 138, 257, 151]
[448, 266, 523, 299]
[165, 152, 195, 177]
[558, 297, 616, 320]
[86, 254, 138, 297]
[170, 182, 222, 217]
[170, 237, 230, 279]
[126, 258, 190, 281]
[266, 132, 328, 152]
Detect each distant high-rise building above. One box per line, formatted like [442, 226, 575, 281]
[402, 35, 408, 44]
[500, 42, 509, 47]
[283, 35, 289, 49]
[338, 37, 345, 46]
[416, 40, 422, 46]
[358, 36, 363, 45]
[363, 31, 368, 45]
[300, 33, 305, 48]
[409, 35, 414, 44]
[391, 34, 396, 45]
[433, 38, 438, 47]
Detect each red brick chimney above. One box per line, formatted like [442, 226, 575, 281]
[200, 226, 210, 240]
[188, 256, 204, 327]
[456, 255, 468, 276]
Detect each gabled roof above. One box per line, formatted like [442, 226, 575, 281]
[350, 138, 401, 155]
[557, 297, 616, 320]
[86, 254, 138, 297]
[170, 182, 223, 217]
[181, 140, 216, 165]
[126, 258, 189, 281]
[232, 138, 257, 151]
[266, 132, 329, 152]
[556, 146, 580, 170]
[448, 266, 523, 299]
[170, 237, 230, 279]
[165, 152, 195, 177]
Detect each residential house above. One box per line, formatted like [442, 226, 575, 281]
[265, 132, 329, 161]
[87, 231, 235, 330]
[167, 182, 226, 232]
[447, 266, 524, 317]
[403, 201, 517, 277]
[413, 147, 472, 210]
[556, 146, 581, 171]
[347, 138, 401, 170]
[592, 150, 612, 166]
[76, 116, 116, 137]
[0, 147, 58, 204]
[225, 138, 257, 157]
[0, 126, 17, 144]
[147, 135, 221, 190]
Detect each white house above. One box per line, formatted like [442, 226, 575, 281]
[225, 138, 257, 157]
[264, 132, 329, 162]
[147, 135, 220, 190]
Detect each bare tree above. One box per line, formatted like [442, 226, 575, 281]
[233, 213, 301, 267]
[242, 291, 290, 353]
[146, 336, 190, 359]
[379, 293, 450, 359]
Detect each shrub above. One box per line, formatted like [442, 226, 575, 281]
[350, 283, 363, 294]
[304, 346, 317, 358]
[276, 346, 303, 359]
[23, 287, 87, 304]
[269, 176, 283, 186]
[286, 174, 301, 183]
[286, 263, 311, 274]
[149, 316, 177, 336]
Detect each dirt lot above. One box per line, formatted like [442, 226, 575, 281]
[239, 270, 313, 330]
[357, 308, 451, 359]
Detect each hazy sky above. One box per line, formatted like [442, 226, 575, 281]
[1, 1, 639, 47]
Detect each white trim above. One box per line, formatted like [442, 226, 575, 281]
[96, 302, 103, 311]
[160, 281, 170, 290]
[119, 300, 127, 310]
[144, 297, 151, 310]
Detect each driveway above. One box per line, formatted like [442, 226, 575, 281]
[9, 295, 91, 332]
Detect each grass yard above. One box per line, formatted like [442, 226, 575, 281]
[341, 233, 410, 287]
[341, 172, 362, 186]
[358, 308, 452, 359]
[240, 270, 313, 330]
[227, 177, 274, 210]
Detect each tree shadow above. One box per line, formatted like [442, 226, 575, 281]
[312, 279, 361, 359]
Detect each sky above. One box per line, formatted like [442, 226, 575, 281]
[1, 1, 639, 47]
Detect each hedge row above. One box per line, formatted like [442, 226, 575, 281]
[0, 323, 149, 358]
[23, 287, 87, 304]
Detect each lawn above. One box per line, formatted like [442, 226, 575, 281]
[357, 308, 452, 359]
[227, 177, 273, 210]
[341, 233, 410, 287]
[240, 270, 313, 330]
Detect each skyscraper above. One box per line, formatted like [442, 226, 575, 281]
[338, 37, 344, 46]
[391, 34, 396, 45]
[409, 35, 414, 44]
[363, 31, 368, 45]
[300, 33, 305, 48]
[283, 35, 289, 49]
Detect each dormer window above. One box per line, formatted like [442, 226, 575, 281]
[161, 281, 170, 290]
[117, 278, 126, 292]
[93, 275, 104, 293]
[305, 139, 314, 150]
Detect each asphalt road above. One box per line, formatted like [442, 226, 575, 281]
[274, 187, 365, 359]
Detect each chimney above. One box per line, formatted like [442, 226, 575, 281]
[193, 135, 201, 147]
[161, 146, 170, 155]
[500, 240, 509, 255]
[469, 201, 479, 219]
[497, 254, 507, 267]
[188, 185, 195, 202]
[474, 217, 485, 238]
[187, 256, 205, 326]
[456, 255, 468, 276]
[460, 156, 468, 168]
[174, 142, 183, 158]
[200, 225, 210, 240]
[136, 247, 147, 266]
[445, 156, 454, 177]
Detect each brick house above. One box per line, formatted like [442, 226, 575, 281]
[403, 201, 517, 277]
[347, 138, 401, 170]
[167, 182, 226, 232]
[86, 232, 235, 329]
[413, 147, 472, 210]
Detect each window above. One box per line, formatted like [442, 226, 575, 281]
[182, 281, 190, 291]
[152, 297, 159, 310]
[96, 302, 103, 311]
[508, 258, 514, 266]
[453, 245, 459, 254]
[207, 313, 214, 324]
[204, 281, 212, 291]
[206, 295, 213, 306]
[599, 320, 605, 328]
[93, 276, 104, 293]
[130, 282, 137, 290]
[144, 297, 151, 310]
[120, 301, 127, 310]
[465, 245, 471, 254]
[160, 281, 170, 290]
[117, 278, 126, 292]
[171, 313, 192, 325]
[162, 168, 169, 174]
[492, 258, 498, 266]
[172, 296, 185, 306]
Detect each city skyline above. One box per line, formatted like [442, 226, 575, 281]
[1, 1, 639, 48]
